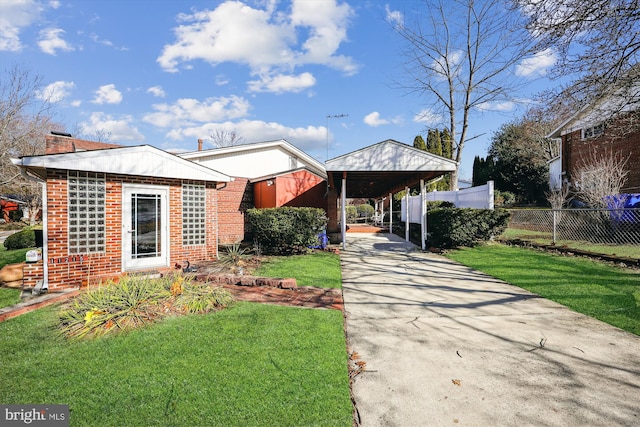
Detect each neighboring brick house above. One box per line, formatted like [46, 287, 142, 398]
[547, 91, 640, 194]
[180, 139, 327, 243]
[12, 134, 230, 291]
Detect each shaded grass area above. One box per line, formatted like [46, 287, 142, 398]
[502, 227, 640, 259]
[0, 287, 21, 308]
[445, 243, 640, 335]
[0, 302, 352, 426]
[255, 251, 342, 289]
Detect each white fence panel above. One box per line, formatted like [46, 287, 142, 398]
[400, 194, 424, 224]
[426, 181, 494, 209]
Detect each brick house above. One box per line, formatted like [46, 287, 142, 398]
[547, 90, 640, 194]
[12, 134, 230, 291]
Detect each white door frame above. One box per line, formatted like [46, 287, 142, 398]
[122, 184, 170, 271]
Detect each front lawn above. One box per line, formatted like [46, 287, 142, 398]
[0, 245, 30, 269]
[0, 301, 353, 426]
[254, 251, 342, 288]
[445, 243, 640, 335]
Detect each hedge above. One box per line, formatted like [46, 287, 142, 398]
[246, 207, 328, 254]
[427, 208, 510, 248]
[3, 228, 36, 250]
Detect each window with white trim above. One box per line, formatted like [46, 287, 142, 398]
[182, 182, 206, 245]
[68, 171, 106, 253]
[583, 123, 605, 139]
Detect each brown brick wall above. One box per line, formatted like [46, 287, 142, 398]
[42, 170, 220, 290]
[217, 178, 253, 244]
[563, 112, 640, 193]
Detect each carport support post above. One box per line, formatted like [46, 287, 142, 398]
[405, 186, 410, 242]
[341, 172, 347, 250]
[420, 179, 426, 251]
[389, 192, 392, 234]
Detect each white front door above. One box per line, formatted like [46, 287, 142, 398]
[122, 184, 169, 271]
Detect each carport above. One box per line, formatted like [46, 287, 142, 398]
[325, 139, 457, 249]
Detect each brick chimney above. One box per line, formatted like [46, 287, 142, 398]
[198, 139, 203, 151]
[46, 133, 75, 154]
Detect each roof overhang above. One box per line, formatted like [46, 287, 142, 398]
[12, 145, 231, 182]
[325, 139, 458, 198]
[248, 166, 326, 184]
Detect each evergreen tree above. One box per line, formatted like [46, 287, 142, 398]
[413, 135, 426, 150]
[426, 129, 443, 156]
[440, 128, 453, 159]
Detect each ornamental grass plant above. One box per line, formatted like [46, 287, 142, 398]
[59, 273, 233, 340]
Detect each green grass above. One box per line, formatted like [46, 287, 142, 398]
[0, 302, 352, 426]
[0, 287, 21, 308]
[255, 251, 342, 288]
[0, 245, 31, 269]
[502, 227, 640, 259]
[1, 246, 29, 309]
[445, 243, 640, 335]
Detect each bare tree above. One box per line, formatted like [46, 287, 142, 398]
[70, 123, 114, 142]
[515, 0, 640, 115]
[392, 0, 531, 190]
[572, 148, 629, 209]
[208, 128, 244, 148]
[546, 184, 570, 209]
[1, 65, 61, 223]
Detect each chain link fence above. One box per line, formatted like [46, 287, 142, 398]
[507, 208, 640, 246]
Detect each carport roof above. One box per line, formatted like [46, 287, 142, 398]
[325, 139, 457, 198]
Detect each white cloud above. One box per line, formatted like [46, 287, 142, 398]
[38, 28, 74, 55]
[385, 4, 403, 27]
[515, 48, 557, 77]
[89, 33, 128, 51]
[165, 119, 325, 152]
[0, 0, 42, 51]
[49, 0, 60, 9]
[364, 112, 388, 127]
[92, 84, 123, 104]
[248, 72, 316, 93]
[80, 112, 144, 142]
[157, 0, 357, 93]
[364, 111, 402, 127]
[476, 101, 516, 112]
[413, 109, 443, 125]
[143, 95, 251, 128]
[147, 86, 166, 98]
[37, 80, 75, 103]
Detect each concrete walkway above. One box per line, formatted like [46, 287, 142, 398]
[341, 233, 640, 427]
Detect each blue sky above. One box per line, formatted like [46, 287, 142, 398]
[1, 0, 558, 180]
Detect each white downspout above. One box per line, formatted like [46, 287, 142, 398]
[14, 165, 48, 291]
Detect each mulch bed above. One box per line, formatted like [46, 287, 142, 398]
[191, 262, 344, 310]
[219, 283, 344, 310]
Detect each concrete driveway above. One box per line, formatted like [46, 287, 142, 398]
[341, 232, 640, 426]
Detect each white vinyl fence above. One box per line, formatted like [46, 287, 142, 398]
[426, 181, 494, 209]
[401, 181, 494, 225]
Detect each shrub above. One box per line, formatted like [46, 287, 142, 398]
[247, 207, 327, 255]
[3, 227, 36, 250]
[494, 190, 516, 207]
[427, 208, 510, 248]
[346, 205, 358, 222]
[356, 203, 374, 219]
[59, 273, 233, 340]
[427, 200, 455, 210]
